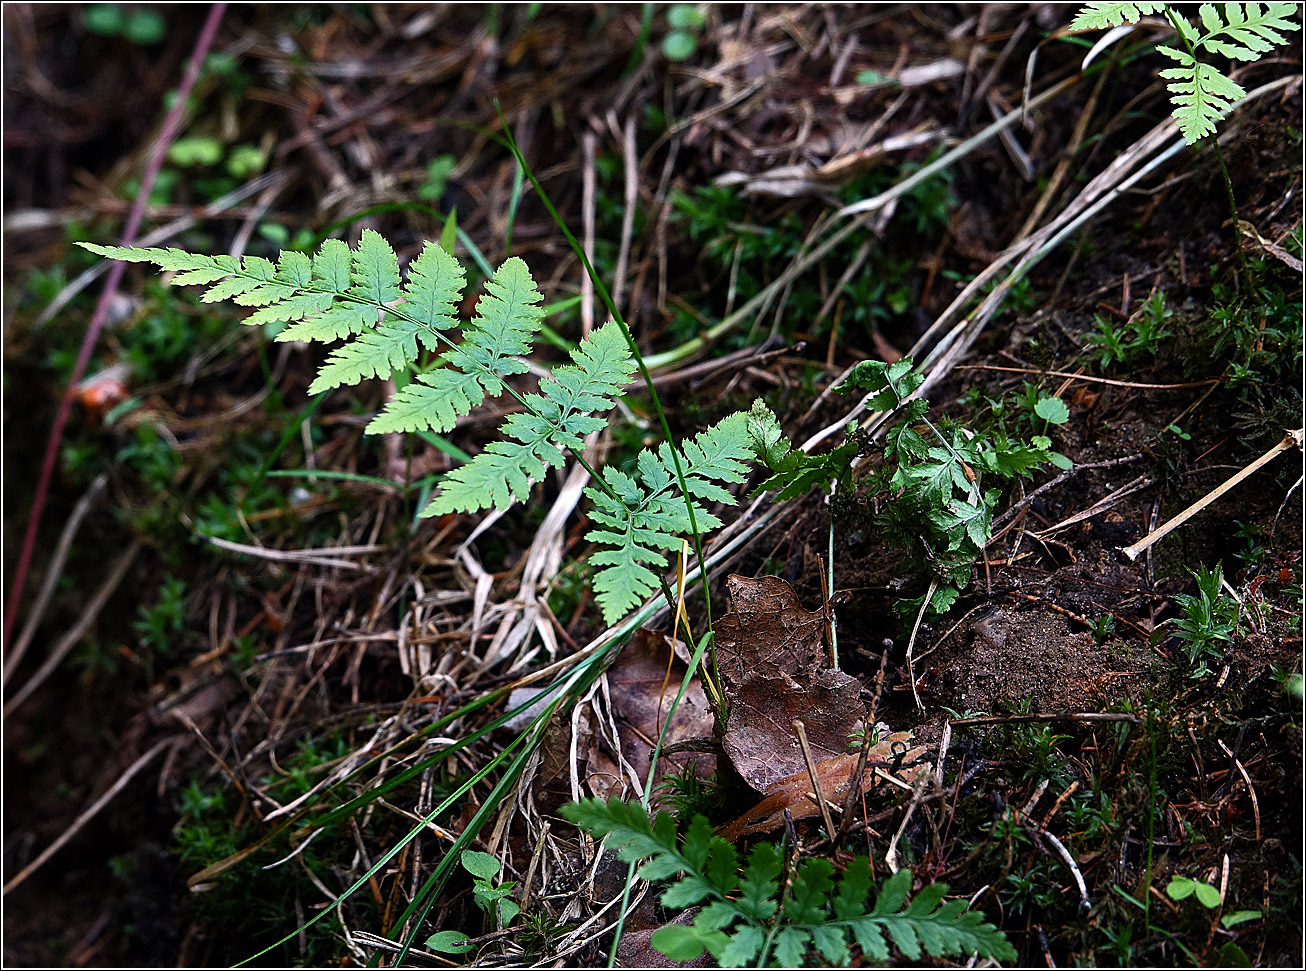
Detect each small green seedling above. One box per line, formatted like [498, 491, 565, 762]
[1166, 875, 1222, 908]
[462, 849, 521, 927]
[419, 155, 457, 202]
[426, 850, 520, 954]
[1090, 614, 1116, 645]
[663, 4, 706, 61]
[1168, 563, 1239, 676]
[84, 3, 166, 45]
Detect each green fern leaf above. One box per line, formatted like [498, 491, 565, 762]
[420, 319, 633, 517]
[716, 926, 764, 966]
[364, 369, 486, 435]
[772, 928, 811, 967]
[1070, 2, 1167, 30]
[563, 799, 1016, 969]
[1158, 57, 1248, 142]
[76, 243, 232, 274]
[581, 413, 749, 624]
[1195, 2, 1299, 59]
[446, 256, 543, 387]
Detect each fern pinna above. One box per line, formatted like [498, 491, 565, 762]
[1071, 3, 1299, 144]
[561, 796, 1016, 967]
[80, 233, 755, 624]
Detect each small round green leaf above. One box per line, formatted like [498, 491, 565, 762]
[1218, 942, 1252, 967]
[651, 925, 707, 962]
[168, 136, 223, 168]
[460, 849, 501, 880]
[1034, 395, 1070, 425]
[425, 930, 473, 953]
[667, 4, 706, 29]
[226, 144, 266, 179]
[1193, 881, 1222, 909]
[662, 30, 697, 61]
[1166, 876, 1195, 901]
[123, 10, 166, 45]
[84, 4, 125, 36]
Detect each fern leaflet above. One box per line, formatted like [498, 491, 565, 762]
[420, 318, 635, 519]
[1071, 3, 1299, 145]
[560, 796, 1017, 967]
[584, 412, 753, 623]
[1070, 2, 1166, 29]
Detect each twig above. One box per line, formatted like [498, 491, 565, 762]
[200, 535, 384, 572]
[951, 712, 1140, 727]
[1217, 739, 1262, 842]
[955, 364, 1222, 391]
[991, 454, 1143, 533]
[838, 648, 889, 837]
[3, 540, 143, 716]
[1122, 429, 1302, 561]
[1042, 829, 1091, 912]
[792, 719, 838, 840]
[1032, 474, 1153, 538]
[4, 473, 108, 680]
[3, 737, 175, 895]
[884, 765, 937, 873]
[903, 580, 935, 711]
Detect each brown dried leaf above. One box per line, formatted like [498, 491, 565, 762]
[714, 575, 864, 793]
[717, 732, 927, 842]
[590, 629, 716, 804]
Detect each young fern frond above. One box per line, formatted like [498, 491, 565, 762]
[79, 234, 761, 626]
[561, 796, 1017, 967]
[1071, 3, 1299, 144]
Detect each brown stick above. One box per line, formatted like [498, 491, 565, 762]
[1122, 429, 1302, 561]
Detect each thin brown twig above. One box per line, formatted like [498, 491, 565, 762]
[3, 540, 144, 716]
[951, 712, 1141, 727]
[1122, 429, 1303, 560]
[3, 737, 176, 895]
[4, 473, 109, 680]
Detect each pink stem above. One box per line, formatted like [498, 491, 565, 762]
[4, 4, 228, 652]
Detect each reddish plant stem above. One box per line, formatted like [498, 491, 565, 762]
[3, 4, 228, 652]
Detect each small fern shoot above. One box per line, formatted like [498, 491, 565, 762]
[78, 234, 762, 625]
[561, 796, 1017, 967]
[1071, 3, 1299, 144]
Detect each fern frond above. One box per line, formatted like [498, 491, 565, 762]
[1071, 3, 1298, 146]
[1070, 2, 1166, 30]
[420, 319, 634, 518]
[561, 796, 1017, 967]
[581, 413, 751, 623]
